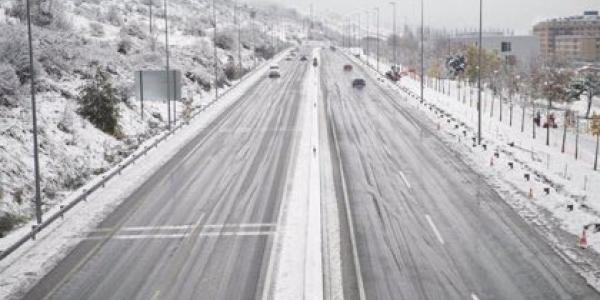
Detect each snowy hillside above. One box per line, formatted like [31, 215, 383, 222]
[0, 0, 309, 236]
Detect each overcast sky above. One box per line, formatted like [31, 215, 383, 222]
[249, 0, 599, 35]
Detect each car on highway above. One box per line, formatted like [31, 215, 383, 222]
[352, 78, 366, 89]
[270, 65, 279, 70]
[300, 56, 308, 61]
[268, 70, 281, 78]
[343, 65, 353, 72]
[313, 58, 318, 67]
[285, 56, 293, 61]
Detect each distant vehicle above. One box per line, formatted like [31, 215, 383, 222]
[313, 58, 318, 67]
[270, 65, 279, 70]
[300, 56, 308, 61]
[285, 57, 293, 61]
[330, 46, 336, 51]
[343, 65, 353, 72]
[352, 78, 366, 89]
[268, 70, 281, 78]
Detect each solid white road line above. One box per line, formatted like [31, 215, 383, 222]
[399, 171, 411, 189]
[88, 223, 277, 233]
[425, 215, 445, 245]
[81, 231, 277, 241]
[471, 293, 480, 300]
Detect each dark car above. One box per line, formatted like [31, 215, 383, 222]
[300, 56, 308, 61]
[343, 65, 353, 72]
[268, 70, 281, 78]
[352, 78, 366, 89]
[330, 46, 336, 51]
[313, 58, 318, 67]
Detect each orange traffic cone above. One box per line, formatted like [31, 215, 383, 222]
[579, 229, 588, 249]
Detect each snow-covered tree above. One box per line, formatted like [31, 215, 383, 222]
[569, 72, 600, 119]
[77, 67, 120, 136]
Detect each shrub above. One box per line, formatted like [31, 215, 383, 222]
[106, 5, 123, 26]
[215, 33, 235, 50]
[255, 45, 275, 60]
[0, 213, 26, 237]
[120, 22, 146, 40]
[223, 62, 240, 81]
[117, 37, 133, 55]
[77, 67, 120, 135]
[89, 22, 105, 37]
[0, 63, 19, 97]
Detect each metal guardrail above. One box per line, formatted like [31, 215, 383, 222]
[0, 50, 289, 261]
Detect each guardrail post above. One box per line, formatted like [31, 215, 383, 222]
[31, 225, 38, 240]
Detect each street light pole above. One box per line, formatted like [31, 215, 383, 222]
[390, 2, 397, 67]
[213, 0, 218, 101]
[420, 0, 424, 103]
[164, 0, 171, 129]
[25, 0, 42, 225]
[235, 1, 242, 78]
[375, 7, 380, 73]
[477, 0, 483, 144]
[365, 11, 369, 66]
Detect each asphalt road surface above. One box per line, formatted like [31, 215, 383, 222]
[320, 50, 600, 300]
[23, 55, 310, 300]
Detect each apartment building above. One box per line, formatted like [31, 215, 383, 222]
[534, 11, 600, 63]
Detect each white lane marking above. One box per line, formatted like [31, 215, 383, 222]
[425, 215, 445, 245]
[80, 231, 277, 240]
[399, 171, 411, 189]
[88, 223, 277, 233]
[471, 293, 480, 300]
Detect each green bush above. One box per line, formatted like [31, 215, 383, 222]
[77, 67, 120, 136]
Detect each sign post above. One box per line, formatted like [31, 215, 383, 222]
[591, 114, 600, 170]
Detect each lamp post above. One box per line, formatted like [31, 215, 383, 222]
[25, 0, 42, 225]
[420, 0, 424, 104]
[235, 1, 242, 78]
[375, 7, 380, 73]
[164, 0, 171, 129]
[213, 0, 218, 101]
[390, 2, 397, 68]
[477, 0, 483, 144]
[365, 10, 369, 66]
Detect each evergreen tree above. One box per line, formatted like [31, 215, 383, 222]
[77, 67, 120, 136]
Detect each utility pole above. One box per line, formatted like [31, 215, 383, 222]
[390, 2, 397, 67]
[25, 0, 42, 225]
[365, 10, 369, 66]
[164, 0, 171, 129]
[358, 14, 361, 57]
[375, 7, 380, 73]
[213, 0, 218, 101]
[235, 1, 242, 78]
[477, 0, 483, 144]
[149, 0, 153, 36]
[310, 4, 313, 40]
[420, 0, 424, 103]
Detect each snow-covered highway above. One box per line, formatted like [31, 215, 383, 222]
[320, 49, 600, 300]
[21, 51, 311, 300]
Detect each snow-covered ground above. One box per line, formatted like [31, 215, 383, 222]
[0, 0, 308, 237]
[346, 50, 600, 290]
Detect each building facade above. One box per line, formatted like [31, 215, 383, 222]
[533, 11, 600, 63]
